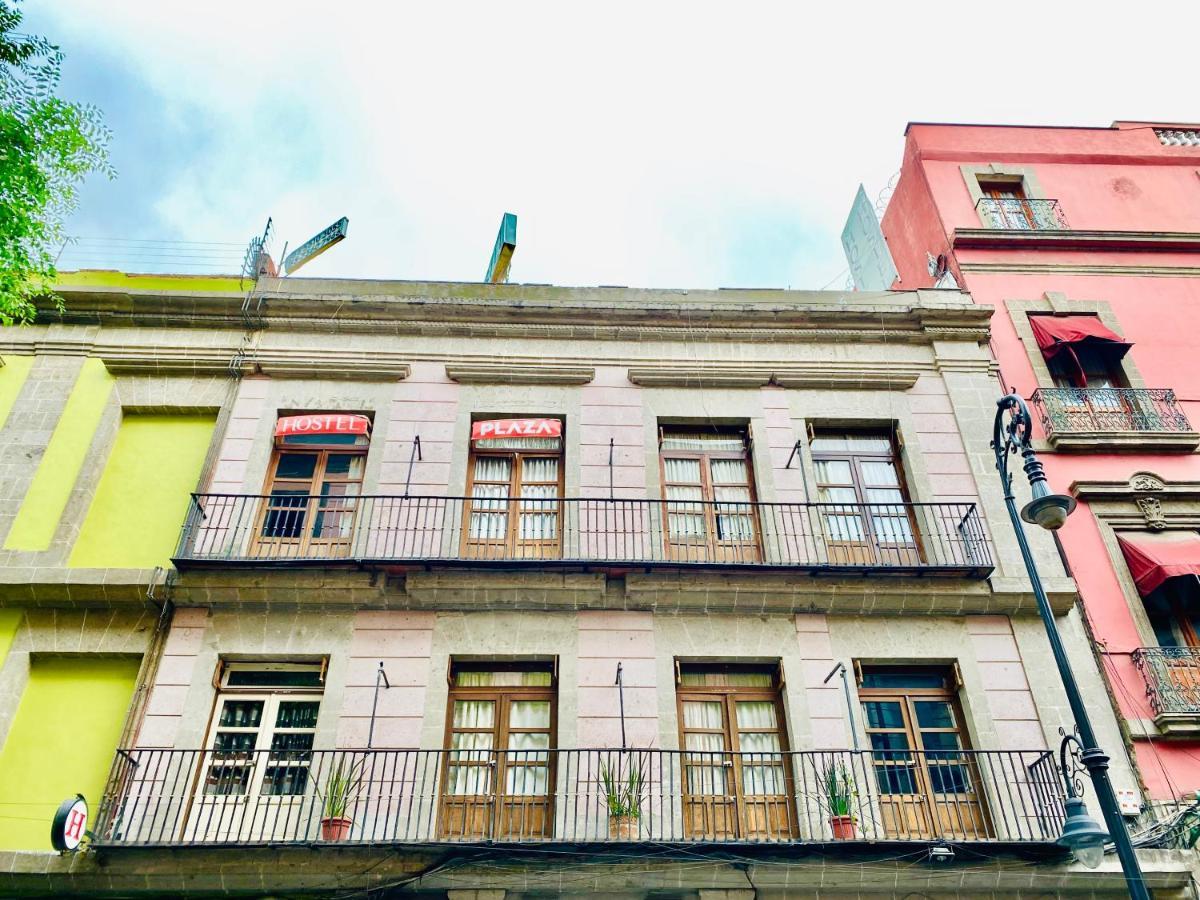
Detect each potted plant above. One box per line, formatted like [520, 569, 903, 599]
[823, 760, 857, 839]
[599, 753, 647, 840]
[316, 756, 363, 841]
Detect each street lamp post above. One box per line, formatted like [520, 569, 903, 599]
[992, 393, 1148, 899]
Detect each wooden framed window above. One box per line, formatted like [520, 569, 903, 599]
[675, 662, 795, 840]
[858, 666, 991, 840]
[258, 419, 369, 558]
[1144, 579, 1200, 649]
[440, 661, 556, 839]
[810, 430, 919, 566]
[978, 178, 1035, 230]
[659, 427, 760, 562]
[464, 422, 563, 559]
[189, 663, 324, 841]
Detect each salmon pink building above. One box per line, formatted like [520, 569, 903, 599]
[881, 120, 1200, 815]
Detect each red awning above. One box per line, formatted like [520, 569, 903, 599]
[1117, 532, 1200, 597]
[471, 418, 562, 441]
[275, 414, 371, 438]
[1029, 315, 1132, 361]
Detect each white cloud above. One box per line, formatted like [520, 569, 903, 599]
[34, 0, 1198, 287]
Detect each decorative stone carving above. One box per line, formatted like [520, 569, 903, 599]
[1130, 473, 1166, 492]
[1136, 497, 1168, 531]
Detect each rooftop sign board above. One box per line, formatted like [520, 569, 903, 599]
[284, 217, 349, 275]
[840, 185, 898, 292]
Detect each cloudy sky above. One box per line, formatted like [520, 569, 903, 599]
[26, 1, 1198, 289]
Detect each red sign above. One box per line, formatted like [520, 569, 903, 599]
[275, 414, 371, 438]
[471, 418, 562, 441]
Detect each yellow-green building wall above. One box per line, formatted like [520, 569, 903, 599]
[0, 656, 140, 850]
[69, 413, 217, 569]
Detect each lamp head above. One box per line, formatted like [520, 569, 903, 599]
[1057, 796, 1108, 869]
[1020, 479, 1077, 531]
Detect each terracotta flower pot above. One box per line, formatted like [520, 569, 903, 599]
[321, 815, 353, 841]
[829, 814, 856, 840]
[608, 814, 640, 840]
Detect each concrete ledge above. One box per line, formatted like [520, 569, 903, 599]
[1048, 430, 1200, 453]
[0, 847, 1193, 897]
[403, 571, 608, 608]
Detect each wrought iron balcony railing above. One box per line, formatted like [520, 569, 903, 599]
[175, 494, 992, 575]
[975, 197, 1069, 231]
[1132, 647, 1200, 716]
[94, 747, 1065, 847]
[1031, 388, 1195, 439]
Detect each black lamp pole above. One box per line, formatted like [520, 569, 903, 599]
[992, 394, 1148, 898]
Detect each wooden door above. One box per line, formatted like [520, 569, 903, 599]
[812, 433, 920, 567]
[861, 675, 991, 840]
[256, 449, 364, 560]
[983, 183, 1034, 230]
[678, 666, 795, 841]
[440, 670, 555, 840]
[661, 430, 761, 563]
[463, 451, 562, 561]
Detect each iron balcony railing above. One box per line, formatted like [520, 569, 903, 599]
[1132, 647, 1200, 716]
[975, 197, 1069, 231]
[174, 494, 993, 575]
[1031, 388, 1195, 439]
[94, 747, 1065, 847]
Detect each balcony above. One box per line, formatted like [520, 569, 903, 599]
[94, 747, 1065, 848]
[1132, 647, 1200, 737]
[1031, 388, 1200, 452]
[975, 197, 1068, 231]
[174, 494, 993, 576]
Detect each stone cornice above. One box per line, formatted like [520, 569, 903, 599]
[627, 362, 923, 390]
[1070, 472, 1200, 501]
[445, 362, 595, 385]
[954, 228, 1200, 252]
[92, 345, 411, 381]
[960, 262, 1200, 278]
[43, 282, 993, 345]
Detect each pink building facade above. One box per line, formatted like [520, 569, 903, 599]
[881, 121, 1200, 809]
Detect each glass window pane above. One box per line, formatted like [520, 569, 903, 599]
[451, 732, 495, 753]
[738, 731, 781, 753]
[276, 701, 320, 729]
[453, 669, 553, 687]
[213, 732, 257, 753]
[218, 700, 264, 729]
[664, 458, 702, 484]
[679, 669, 773, 688]
[661, 433, 746, 453]
[815, 459, 853, 485]
[682, 701, 725, 730]
[685, 732, 726, 753]
[735, 701, 778, 730]
[874, 763, 918, 794]
[914, 701, 956, 730]
[447, 764, 491, 795]
[509, 700, 551, 729]
[323, 453, 365, 478]
[868, 731, 912, 753]
[260, 766, 310, 796]
[452, 700, 495, 729]
[505, 765, 549, 796]
[205, 764, 251, 795]
[919, 731, 964, 753]
[860, 461, 899, 487]
[508, 732, 551, 752]
[710, 459, 749, 486]
[269, 732, 315, 754]
[473, 456, 513, 483]
[521, 457, 559, 483]
[863, 701, 905, 730]
[227, 668, 324, 688]
[274, 453, 318, 480]
[860, 670, 948, 690]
